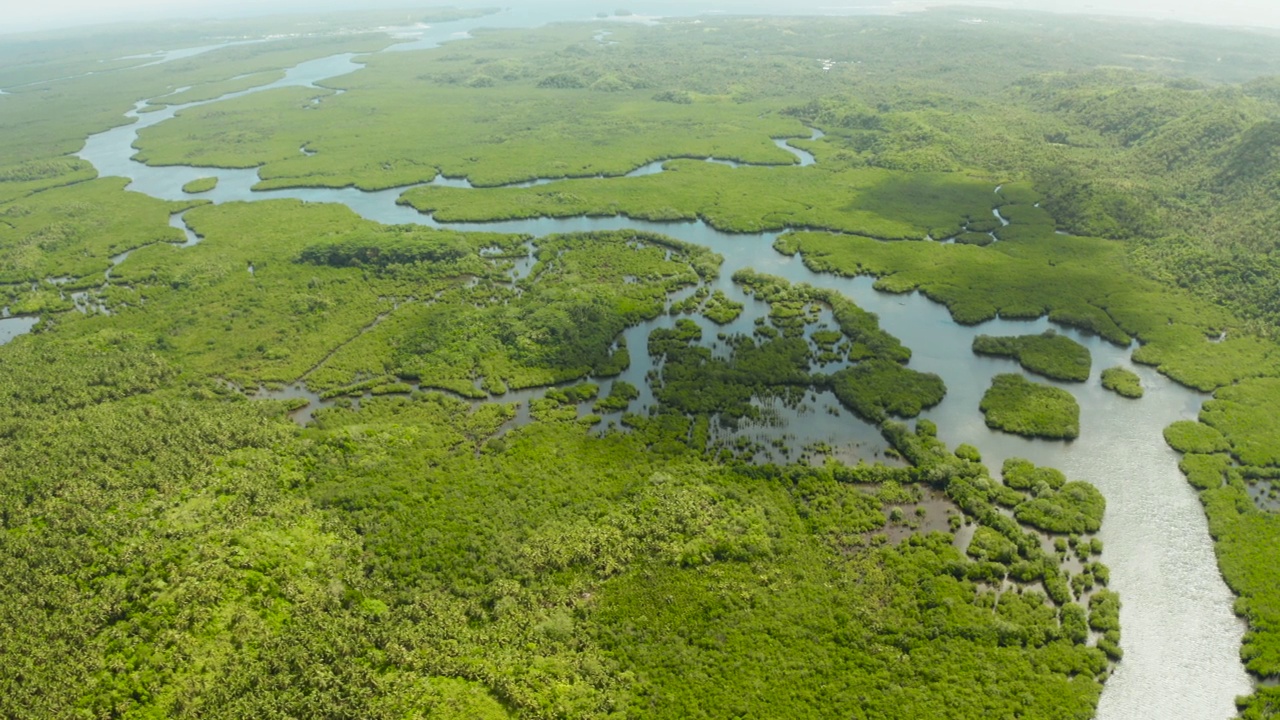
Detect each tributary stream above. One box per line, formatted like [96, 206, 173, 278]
[70, 9, 1251, 718]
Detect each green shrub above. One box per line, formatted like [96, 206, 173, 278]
[1002, 457, 1067, 491]
[980, 374, 1080, 439]
[181, 176, 218, 194]
[1163, 420, 1230, 454]
[1100, 366, 1143, 398]
[828, 360, 946, 422]
[972, 331, 1091, 382]
[1014, 481, 1106, 534]
[1179, 454, 1231, 490]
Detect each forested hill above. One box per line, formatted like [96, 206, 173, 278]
[758, 11, 1280, 333]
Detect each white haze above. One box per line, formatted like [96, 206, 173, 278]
[4, 0, 1280, 34]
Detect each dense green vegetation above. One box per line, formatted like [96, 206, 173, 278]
[594, 380, 638, 413]
[400, 163, 993, 238]
[643, 271, 943, 432]
[1165, 419, 1232, 455]
[1101, 366, 1144, 398]
[1003, 457, 1067, 492]
[1201, 378, 1280, 466]
[126, 8, 1280, 330]
[1014, 481, 1106, 535]
[0, 325, 1119, 717]
[980, 374, 1081, 440]
[181, 176, 218, 194]
[0, 178, 196, 283]
[700, 289, 743, 324]
[828, 359, 946, 423]
[973, 331, 1092, 382]
[5, 4, 1280, 715]
[777, 227, 1277, 393]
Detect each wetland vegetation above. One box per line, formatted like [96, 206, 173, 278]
[1, 4, 1279, 718]
[973, 331, 1092, 382]
[1100, 367, 1144, 399]
[980, 374, 1082, 440]
[181, 176, 217, 194]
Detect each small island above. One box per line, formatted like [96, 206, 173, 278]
[1101, 366, 1144, 398]
[182, 176, 218, 194]
[972, 330, 1091, 382]
[980, 373, 1080, 439]
[701, 289, 743, 324]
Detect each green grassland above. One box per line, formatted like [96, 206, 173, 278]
[973, 331, 1092, 382]
[3, 5, 1280, 716]
[1100, 366, 1143, 398]
[181, 176, 218, 194]
[980, 374, 1081, 440]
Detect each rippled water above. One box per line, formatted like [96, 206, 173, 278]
[69, 12, 1253, 718]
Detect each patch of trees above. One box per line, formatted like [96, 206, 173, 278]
[1014, 481, 1106, 535]
[1100, 366, 1143, 398]
[298, 229, 489, 267]
[980, 374, 1080, 440]
[972, 330, 1091, 382]
[825, 359, 945, 423]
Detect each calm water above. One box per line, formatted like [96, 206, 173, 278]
[0, 315, 39, 345]
[71, 13, 1251, 718]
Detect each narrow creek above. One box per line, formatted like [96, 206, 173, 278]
[67, 11, 1252, 719]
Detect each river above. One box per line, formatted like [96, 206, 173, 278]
[70, 10, 1251, 719]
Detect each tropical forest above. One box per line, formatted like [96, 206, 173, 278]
[0, 2, 1279, 718]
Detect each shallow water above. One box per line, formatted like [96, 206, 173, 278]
[0, 315, 38, 344]
[70, 13, 1253, 718]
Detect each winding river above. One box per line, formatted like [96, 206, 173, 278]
[69, 10, 1251, 718]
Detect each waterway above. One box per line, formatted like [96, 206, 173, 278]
[69, 11, 1252, 719]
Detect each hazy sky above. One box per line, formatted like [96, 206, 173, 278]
[5, 0, 1280, 34]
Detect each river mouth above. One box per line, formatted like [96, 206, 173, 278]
[66, 11, 1253, 719]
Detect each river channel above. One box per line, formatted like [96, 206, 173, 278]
[69, 9, 1251, 718]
